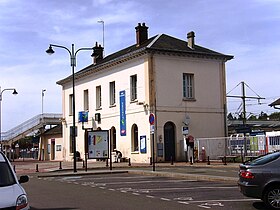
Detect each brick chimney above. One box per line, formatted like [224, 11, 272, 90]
[135, 23, 148, 46]
[187, 31, 195, 49]
[92, 42, 104, 64]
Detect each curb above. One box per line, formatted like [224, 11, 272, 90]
[128, 170, 238, 183]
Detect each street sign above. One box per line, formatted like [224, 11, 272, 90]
[149, 113, 155, 125]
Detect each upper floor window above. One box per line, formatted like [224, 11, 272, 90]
[96, 85, 102, 109]
[130, 74, 137, 101]
[84, 89, 89, 111]
[183, 73, 194, 99]
[109, 81, 116, 106]
[69, 94, 73, 116]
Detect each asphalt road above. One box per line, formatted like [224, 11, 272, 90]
[23, 173, 270, 210]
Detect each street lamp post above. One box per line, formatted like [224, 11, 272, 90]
[46, 44, 93, 172]
[97, 20, 105, 55]
[42, 89, 46, 115]
[0, 87, 18, 151]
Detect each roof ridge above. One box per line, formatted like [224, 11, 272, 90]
[147, 34, 162, 48]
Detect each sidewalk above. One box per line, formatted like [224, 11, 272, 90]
[11, 158, 240, 183]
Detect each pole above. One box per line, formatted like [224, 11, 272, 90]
[0, 87, 2, 151]
[71, 44, 77, 173]
[152, 132, 155, 171]
[241, 81, 247, 157]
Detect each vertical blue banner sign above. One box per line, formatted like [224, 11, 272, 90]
[119, 90, 126, 136]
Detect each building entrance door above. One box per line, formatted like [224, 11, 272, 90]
[164, 122, 176, 161]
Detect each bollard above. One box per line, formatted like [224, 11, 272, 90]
[150, 157, 152, 165]
[223, 155, 227, 165]
[128, 158, 131, 166]
[207, 156, 210, 165]
[82, 160, 85, 168]
[14, 165, 16, 173]
[190, 156, 193, 165]
[106, 159, 109, 167]
[171, 156, 174, 165]
[36, 164, 39, 172]
[59, 161, 62, 170]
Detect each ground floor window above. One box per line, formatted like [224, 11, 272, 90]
[131, 124, 138, 152]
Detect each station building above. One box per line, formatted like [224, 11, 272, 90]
[56, 23, 233, 163]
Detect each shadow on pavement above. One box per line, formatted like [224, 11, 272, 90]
[252, 201, 269, 210]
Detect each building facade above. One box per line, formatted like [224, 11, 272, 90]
[57, 23, 233, 162]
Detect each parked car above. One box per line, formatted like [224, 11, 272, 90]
[0, 151, 29, 209]
[238, 152, 280, 209]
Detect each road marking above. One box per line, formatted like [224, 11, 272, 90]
[146, 195, 155, 198]
[132, 193, 140, 196]
[135, 186, 237, 192]
[187, 198, 260, 203]
[160, 198, 171, 201]
[109, 189, 115, 191]
[174, 197, 193, 201]
[178, 201, 189, 205]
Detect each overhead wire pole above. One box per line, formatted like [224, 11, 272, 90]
[227, 81, 265, 158]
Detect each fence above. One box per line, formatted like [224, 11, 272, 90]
[195, 135, 267, 161]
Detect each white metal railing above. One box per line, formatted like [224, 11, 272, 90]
[1, 113, 62, 141]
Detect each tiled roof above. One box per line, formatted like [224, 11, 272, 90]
[57, 34, 233, 85]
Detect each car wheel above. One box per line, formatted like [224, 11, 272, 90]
[264, 185, 280, 209]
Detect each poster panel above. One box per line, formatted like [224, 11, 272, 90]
[88, 130, 109, 159]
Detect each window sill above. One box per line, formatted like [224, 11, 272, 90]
[131, 151, 139, 154]
[183, 98, 196, 102]
[109, 104, 116, 108]
[130, 100, 138, 104]
[95, 107, 102, 111]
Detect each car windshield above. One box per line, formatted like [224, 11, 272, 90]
[0, 162, 16, 187]
[246, 152, 280, 166]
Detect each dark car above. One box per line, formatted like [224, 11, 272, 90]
[238, 152, 280, 209]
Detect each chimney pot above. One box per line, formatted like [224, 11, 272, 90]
[92, 42, 104, 64]
[187, 31, 195, 49]
[135, 22, 149, 46]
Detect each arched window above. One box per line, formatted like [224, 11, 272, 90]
[131, 124, 138, 152]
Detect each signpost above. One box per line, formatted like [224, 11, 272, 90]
[149, 113, 156, 171]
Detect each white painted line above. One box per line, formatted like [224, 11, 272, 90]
[99, 187, 106, 189]
[132, 193, 140, 196]
[146, 195, 155, 198]
[160, 198, 171, 201]
[198, 204, 211, 209]
[135, 186, 237, 192]
[177, 201, 189, 205]
[188, 198, 260, 203]
[121, 191, 127, 193]
[108, 189, 115, 191]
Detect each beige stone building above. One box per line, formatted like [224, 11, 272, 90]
[57, 23, 233, 162]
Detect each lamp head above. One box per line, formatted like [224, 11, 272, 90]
[12, 89, 18, 95]
[46, 46, 55, 55]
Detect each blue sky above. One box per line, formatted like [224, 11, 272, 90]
[1, 0, 280, 131]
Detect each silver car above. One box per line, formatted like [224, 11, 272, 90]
[0, 151, 29, 209]
[238, 152, 280, 209]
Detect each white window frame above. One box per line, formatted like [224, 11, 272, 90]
[96, 85, 102, 109]
[183, 73, 194, 99]
[84, 89, 89, 111]
[109, 81, 116, 106]
[130, 74, 137, 101]
[69, 94, 73, 116]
